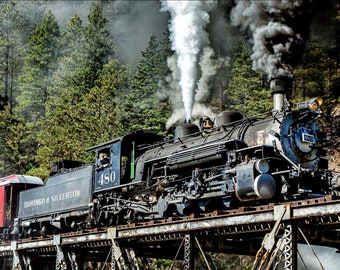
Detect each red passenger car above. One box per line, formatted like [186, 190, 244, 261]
[0, 175, 43, 239]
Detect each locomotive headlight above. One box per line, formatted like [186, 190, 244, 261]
[308, 96, 323, 111]
[255, 159, 270, 174]
[297, 96, 323, 112]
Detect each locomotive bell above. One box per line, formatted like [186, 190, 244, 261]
[199, 116, 214, 131]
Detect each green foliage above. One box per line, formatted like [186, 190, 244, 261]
[293, 43, 340, 122]
[294, 44, 331, 101]
[30, 5, 120, 179]
[152, 258, 173, 269]
[0, 99, 38, 176]
[118, 34, 171, 135]
[0, 1, 41, 113]
[32, 60, 128, 179]
[16, 10, 60, 122]
[212, 253, 254, 270]
[79, 3, 114, 91]
[82, 60, 129, 144]
[0, 2, 48, 176]
[225, 44, 272, 117]
[0, 99, 13, 175]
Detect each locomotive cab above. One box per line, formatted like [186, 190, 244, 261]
[87, 130, 164, 193]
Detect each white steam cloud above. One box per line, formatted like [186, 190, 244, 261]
[196, 47, 229, 103]
[161, 0, 217, 122]
[230, 0, 303, 76]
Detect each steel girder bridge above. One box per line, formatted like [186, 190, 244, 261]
[0, 196, 340, 270]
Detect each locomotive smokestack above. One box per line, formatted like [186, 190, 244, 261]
[269, 76, 293, 112]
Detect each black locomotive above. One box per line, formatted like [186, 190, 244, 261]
[2, 76, 339, 239]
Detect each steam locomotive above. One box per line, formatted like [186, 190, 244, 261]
[1, 76, 339, 239]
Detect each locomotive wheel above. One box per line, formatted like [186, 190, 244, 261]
[176, 203, 185, 215]
[157, 196, 178, 218]
[198, 199, 211, 212]
[97, 212, 117, 227]
[332, 189, 340, 197]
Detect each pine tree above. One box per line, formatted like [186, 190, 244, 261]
[16, 10, 60, 122]
[30, 5, 118, 179]
[83, 60, 128, 144]
[0, 1, 20, 113]
[0, 1, 42, 113]
[119, 34, 171, 135]
[0, 98, 14, 175]
[75, 3, 114, 93]
[0, 98, 37, 175]
[293, 43, 340, 135]
[225, 44, 272, 117]
[293, 44, 331, 101]
[50, 14, 84, 98]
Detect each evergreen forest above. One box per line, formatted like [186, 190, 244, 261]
[0, 0, 339, 183]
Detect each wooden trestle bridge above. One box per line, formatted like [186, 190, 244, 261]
[1, 195, 340, 270]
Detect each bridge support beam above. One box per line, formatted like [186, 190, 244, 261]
[10, 242, 32, 270]
[252, 204, 299, 269]
[54, 235, 67, 270]
[107, 227, 143, 270]
[21, 254, 32, 270]
[11, 241, 22, 270]
[108, 227, 123, 270]
[183, 234, 193, 270]
[125, 247, 141, 270]
[174, 234, 215, 270]
[282, 223, 297, 270]
[67, 251, 78, 270]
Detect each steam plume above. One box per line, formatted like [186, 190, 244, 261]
[230, 0, 304, 76]
[161, 0, 217, 122]
[196, 47, 229, 103]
